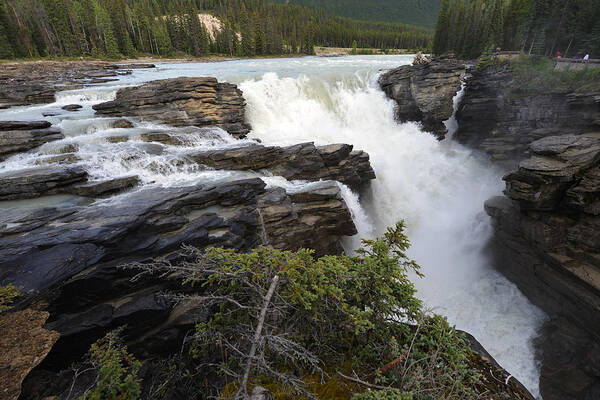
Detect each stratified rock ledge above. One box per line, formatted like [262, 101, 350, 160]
[379, 57, 465, 139]
[93, 77, 251, 137]
[485, 132, 600, 400]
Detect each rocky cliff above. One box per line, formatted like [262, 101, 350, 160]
[485, 133, 600, 400]
[378, 58, 465, 139]
[455, 63, 600, 168]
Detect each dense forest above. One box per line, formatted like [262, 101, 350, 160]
[268, 0, 442, 28]
[0, 0, 432, 59]
[433, 0, 600, 59]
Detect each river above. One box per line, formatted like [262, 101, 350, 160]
[0, 55, 546, 397]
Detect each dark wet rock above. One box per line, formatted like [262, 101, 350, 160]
[61, 104, 82, 111]
[0, 121, 64, 160]
[379, 57, 465, 139]
[456, 63, 600, 168]
[110, 119, 134, 129]
[93, 77, 251, 138]
[485, 133, 600, 399]
[190, 142, 376, 190]
[0, 166, 88, 200]
[0, 309, 59, 400]
[68, 175, 140, 197]
[105, 135, 129, 143]
[0, 178, 356, 377]
[536, 318, 600, 400]
[34, 153, 81, 165]
[140, 132, 184, 145]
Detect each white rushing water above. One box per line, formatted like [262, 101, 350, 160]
[0, 55, 546, 397]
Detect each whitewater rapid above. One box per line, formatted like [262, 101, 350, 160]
[0, 56, 546, 397]
[239, 71, 546, 397]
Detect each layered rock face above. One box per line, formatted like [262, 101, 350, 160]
[456, 64, 600, 168]
[379, 58, 465, 139]
[93, 77, 251, 137]
[190, 142, 375, 189]
[0, 121, 64, 160]
[485, 133, 600, 400]
[1, 178, 357, 378]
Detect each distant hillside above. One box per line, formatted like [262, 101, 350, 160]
[269, 0, 442, 28]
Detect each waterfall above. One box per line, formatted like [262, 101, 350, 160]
[240, 72, 546, 398]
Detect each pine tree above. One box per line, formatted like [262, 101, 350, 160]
[0, 0, 15, 58]
[239, 3, 254, 56]
[433, 0, 450, 55]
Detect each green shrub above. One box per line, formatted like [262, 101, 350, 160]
[127, 221, 481, 399]
[80, 331, 141, 400]
[0, 284, 19, 312]
[352, 389, 413, 400]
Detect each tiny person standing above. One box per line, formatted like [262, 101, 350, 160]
[583, 53, 590, 63]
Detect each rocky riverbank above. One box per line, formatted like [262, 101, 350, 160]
[0, 61, 155, 108]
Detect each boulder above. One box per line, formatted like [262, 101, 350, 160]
[93, 77, 252, 138]
[190, 142, 375, 190]
[0, 121, 64, 160]
[379, 57, 465, 139]
[0, 166, 88, 201]
[140, 132, 184, 145]
[485, 133, 600, 399]
[61, 104, 82, 111]
[34, 153, 80, 165]
[110, 119, 134, 129]
[105, 135, 129, 143]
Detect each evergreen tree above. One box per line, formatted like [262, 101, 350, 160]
[432, 0, 449, 54]
[0, 0, 15, 58]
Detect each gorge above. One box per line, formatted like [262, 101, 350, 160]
[1, 54, 597, 399]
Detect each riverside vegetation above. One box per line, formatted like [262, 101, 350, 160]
[0, 0, 432, 60]
[64, 223, 529, 399]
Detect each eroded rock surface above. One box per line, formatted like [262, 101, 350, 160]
[379, 57, 465, 139]
[456, 64, 600, 168]
[0, 121, 64, 160]
[485, 133, 600, 399]
[93, 77, 251, 137]
[0, 178, 357, 377]
[190, 142, 375, 190]
[0, 309, 59, 400]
